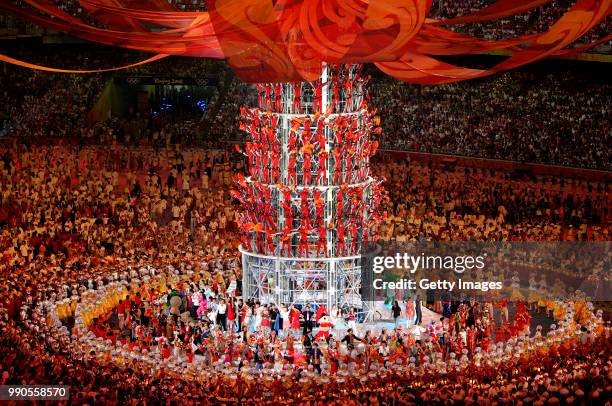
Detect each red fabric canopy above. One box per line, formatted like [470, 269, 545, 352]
[0, 0, 609, 82]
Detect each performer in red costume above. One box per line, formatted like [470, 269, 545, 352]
[288, 119, 301, 151]
[314, 307, 334, 341]
[314, 115, 326, 147]
[343, 78, 353, 112]
[333, 117, 345, 145]
[349, 224, 359, 255]
[288, 150, 297, 185]
[293, 83, 302, 113]
[316, 226, 327, 256]
[251, 146, 262, 180]
[289, 306, 301, 335]
[261, 151, 270, 182]
[298, 227, 310, 257]
[280, 226, 293, 256]
[332, 79, 340, 113]
[513, 302, 532, 334]
[264, 83, 272, 110]
[242, 143, 253, 177]
[240, 302, 251, 331]
[343, 148, 354, 183]
[262, 188, 275, 229]
[282, 187, 293, 206]
[274, 83, 282, 111]
[270, 113, 279, 134]
[301, 119, 312, 143]
[264, 117, 278, 145]
[347, 189, 358, 218]
[313, 189, 325, 226]
[336, 184, 347, 218]
[245, 195, 258, 224]
[302, 149, 313, 185]
[271, 150, 280, 183]
[299, 189, 311, 230]
[249, 223, 264, 253]
[497, 299, 509, 325]
[317, 150, 328, 185]
[362, 223, 370, 250]
[312, 81, 327, 113]
[466, 326, 476, 355]
[333, 149, 343, 184]
[336, 225, 346, 256]
[265, 229, 275, 254]
[256, 84, 264, 108]
[282, 200, 293, 230]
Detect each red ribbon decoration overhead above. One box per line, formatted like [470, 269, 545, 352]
[376, 0, 611, 84]
[0, 0, 609, 83]
[0, 53, 168, 73]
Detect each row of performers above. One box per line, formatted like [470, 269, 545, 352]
[231, 178, 388, 230]
[255, 66, 371, 114]
[240, 108, 381, 150]
[240, 144, 377, 185]
[158, 325, 525, 374]
[141, 306, 530, 372]
[237, 220, 381, 257]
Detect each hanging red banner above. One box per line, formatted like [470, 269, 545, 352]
[0, 0, 608, 82]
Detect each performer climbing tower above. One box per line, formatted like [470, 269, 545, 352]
[234, 64, 386, 315]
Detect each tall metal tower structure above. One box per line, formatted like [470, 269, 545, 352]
[235, 64, 385, 314]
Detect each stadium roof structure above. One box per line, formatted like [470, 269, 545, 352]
[0, 0, 610, 83]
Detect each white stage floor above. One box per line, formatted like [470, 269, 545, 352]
[322, 303, 442, 338]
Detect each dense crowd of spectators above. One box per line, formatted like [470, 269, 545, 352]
[1, 46, 609, 170]
[370, 70, 611, 170]
[431, 0, 611, 50]
[159, 66, 609, 170]
[2, 74, 103, 140]
[0, 50, 230, 146]
[0, 143, 239, 260]
[374, 156, 610, 243]
[206, 76, 257, 143]
[123, 57, 217, 78]
[166, 0, 208, 11]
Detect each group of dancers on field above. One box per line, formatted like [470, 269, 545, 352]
[90, 288, 534, 375]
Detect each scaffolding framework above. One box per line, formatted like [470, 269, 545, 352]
[236, 64, 384, 315]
